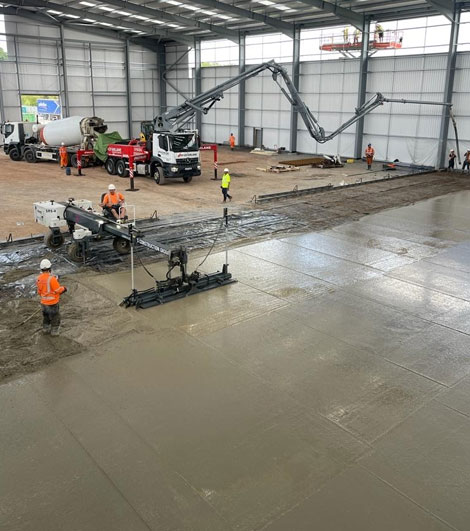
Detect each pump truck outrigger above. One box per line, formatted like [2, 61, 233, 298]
[106, 59, 459, 185]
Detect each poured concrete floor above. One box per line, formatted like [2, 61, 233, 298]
[3, 191, 470, 530]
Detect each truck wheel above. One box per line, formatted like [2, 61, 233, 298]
[116, 159, 128, 178]
[153, 166, 165, 185]
[105, 157, 117, 175]
[113, 237, 131, 255]
[67, 242, 84, 262]
[70, 154, 78, 168]
[9, 148, 21, 161]
[44, 229, 65, 249]
[24, 149, 37, 163]
[183, 175, 192, 183]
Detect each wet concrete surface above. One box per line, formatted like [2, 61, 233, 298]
[2, 191, 470, 529]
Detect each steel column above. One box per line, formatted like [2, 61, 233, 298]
[438, 6, 460, 168]
[59, 25, 69, 117]
[157, 43, 167, 116]
[13, 36, 22, 119]
[354, 17, 370, 159]
[125, 39, 133, 137]
[238, 33, 246, 147]
[289, 26, 301, 153]
[88, 43, 96, 116]
[194, 39, 202, 135]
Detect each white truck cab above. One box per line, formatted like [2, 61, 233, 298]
[1, 122, 36, 160]
[151, 130, 201, 184]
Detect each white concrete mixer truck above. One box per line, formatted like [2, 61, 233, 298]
[0, 116, 107, 166]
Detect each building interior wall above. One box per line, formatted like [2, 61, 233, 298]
[1, 14, 470, 166]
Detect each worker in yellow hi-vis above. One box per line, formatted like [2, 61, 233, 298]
[343, 26, 349, 44]
[221, 168, 232, 203]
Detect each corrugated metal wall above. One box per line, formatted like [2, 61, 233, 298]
[0, 16, 159, 138]
[364, 54, 447, 166]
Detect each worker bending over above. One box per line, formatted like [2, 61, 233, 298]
[37, 259, 67, 336]
[229, 133, 236, 151]
[365, 143, 375, 170]
[100, 184, 127, 221]
[59, 142, 68, 168]
[221, 168, 232, 202]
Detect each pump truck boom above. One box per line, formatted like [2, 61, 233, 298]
[105, 59, 457, 184]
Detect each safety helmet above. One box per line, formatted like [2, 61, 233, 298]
[224, 168, 229, 173]
[40, 258, 52, 270]
[108, 184, 116, 190]
[61, 142, 65, 146]
[368, 143, 371, 146]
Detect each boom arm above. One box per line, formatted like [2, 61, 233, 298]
[155, 60, 454, 149]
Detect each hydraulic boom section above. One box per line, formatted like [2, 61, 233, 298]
[154, 59, 455, 147]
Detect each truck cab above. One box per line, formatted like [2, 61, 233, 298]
[1, 122, 36, 160]
[151, 130, 201, 184]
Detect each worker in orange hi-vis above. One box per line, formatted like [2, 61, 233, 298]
[229, 132, 236, 151]
[365, 143, 375, 170]
[59, 142, 68, 168]
[37, 258, 67, 336]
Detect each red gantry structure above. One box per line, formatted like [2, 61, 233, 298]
[320, 30, 403, 58]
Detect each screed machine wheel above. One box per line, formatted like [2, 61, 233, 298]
[67, 242, 84, 262]
[44, 229, 65, 249]
[113, 237, 131, 255]
[153, 166, 166, 185]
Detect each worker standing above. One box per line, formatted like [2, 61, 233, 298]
[343, 26, 349, 44]
[376, 24, 384, 42]
[365, 143, 375, 170]
[229, 133, 236, 151]
[448, 149, 457, 171]
[221, 168, 232, 202]
[100, 184, 127, 221]
[354, 28, 360, 45]
[463, 149, 470, 172]
[59, 142, 68, 169]
[37, 259, 66, 336]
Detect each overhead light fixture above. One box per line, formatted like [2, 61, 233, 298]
[275, 5, 292, 11]
[79, 1, 96, 6]
[259, 0, 275, 5]
[150, 19, 165, 24]
[182, 5, 199, 10]
[201, 10, 216, 15]
[131, 14, 150, 20]
[47, 9, 62, 15]
[64, 14, 81, 18]
[115, 10, 131, 16]
[214, 14, 232, 19]
[99, 22, 113, 26]
[98, 6, 115, 12]
[83, 18, 96, 22]
[166, 0, 182, 5]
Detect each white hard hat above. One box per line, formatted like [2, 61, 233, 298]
[40, 258, 52, 270]
[61, 142, 65, 146]
[108, 184, 116, 190]
[224, 168, 229, 172]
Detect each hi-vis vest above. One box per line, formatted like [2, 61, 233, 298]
[102, 192, 124, 206]
[37, 272, 65, 305]
[365, 146, 375, 157]
[221, 173, 231, 188]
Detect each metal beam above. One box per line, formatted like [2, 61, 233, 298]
[5, 0, 193, 45]
[438, 5, 460, 168]
[188, 0, 295, 37]
[290, 26, 301, 153]
[194, 39, 202, 135]
[59, 24, 69, 117]
[424, 0, 456, 21]
[88, 43, 96, 115]
[125, 39, 132, 137]
[354, 18, 370, 159]
[96, 0, 239, 41]
[297, 0, 363, 30]
[238, 33, 246, 147]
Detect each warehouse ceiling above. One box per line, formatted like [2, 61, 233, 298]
[0, 0, 461, 47]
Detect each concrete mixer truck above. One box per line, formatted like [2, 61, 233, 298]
[0, 116, 107, 166]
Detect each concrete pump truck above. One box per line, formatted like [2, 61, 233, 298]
[104, 59, 458, 184]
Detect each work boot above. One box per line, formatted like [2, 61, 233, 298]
[50, 327, 60, 336]
[42, 325, 51, 334]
